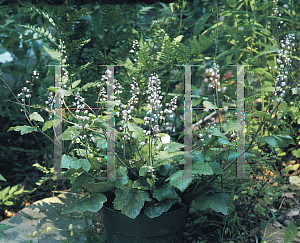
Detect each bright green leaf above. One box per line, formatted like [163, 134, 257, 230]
[61, 193, 107, 214]
[29, 112, 44, 122]
[61, 154, 91, 172]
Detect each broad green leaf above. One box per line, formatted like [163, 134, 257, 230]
[62, 126, 80, 140]
[132, 178, 151, 190]
[221, 120, 237, 132]
[143, 199, 179, 218]
[114, 166, 129, 188]
[292, 149, 300, 158]
[127, 122, 144, 139]
[153, 183, 181, 202]
[158, 163, 179, 176]
[139, 165, 150, 177]
[206, 128, 227, 139]
[61, 154, 91, 172]
[95, 137, 106, 149]
[194, 13, 211, 36]
[7, 126, 37, 135]
[221, 149, 254, 163]
[209, 162, 223, 174]
[61, 193, 107, 214]
[83, 182, 114, 193]
[164, 142, 185, 153]
[247, 111, 272, 120]
[257, 135, 295, 149]
[0, 224, 15, 231]
[71, 79, 81, 88]
[192, 161, 213, 175]
[94, 118, 107, 130]
[192, 150, 205, 162]
[131, 117, 144, 124]
[48, 87, 72, 97]
[113, 187, 151, 219]
[166, 170, 193, 193]
[203, 100, 216, 111]
[193, 192, 231, 215]
[284, 221, 297, 243]
[42, 120, 61, 131]
[29, 112, 44, 122]
[0, 186, 10, 199]
[217, 137, 234, 146]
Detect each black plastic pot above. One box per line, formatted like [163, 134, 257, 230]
[99, 202, 189, 243]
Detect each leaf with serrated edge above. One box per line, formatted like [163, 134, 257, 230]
[166, 170, 193, 193]
[113, 187, 151, 219]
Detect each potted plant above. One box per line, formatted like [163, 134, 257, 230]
[2, 4, 298, 242]
[1, 32, 235, 242]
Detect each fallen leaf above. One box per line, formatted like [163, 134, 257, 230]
[289, 164, 300, 171]
[290, 176, 300, 186]
[287, 209, 299, 217]
[282, 193, 294, 198]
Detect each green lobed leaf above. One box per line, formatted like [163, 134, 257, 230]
[42, 120, 61, 132]
[153, 183, 181, 202]
[29, 112, 44, 122]
[127, 122, 144, 139]
[132, 178, 151, 190]
[61, 154, 91, 172]
[61, 193, 107, 214]
[7, 126, 37, 135]
[192, 161, 213, 175]
[114, 166, 129, 188]
[209, 162, 223, 174]
[164, 142, 185, 153]
[113, 187, 152, 219]
[62, 126, 80, 140]
[221, 120, 238, 132]
[139, 165, 150, 177]
[193, 192, 232, 215]
[206, 128, 227, 139]
[166, 170, 193, 193]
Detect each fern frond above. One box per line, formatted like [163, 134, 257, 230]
[66, 7, 92, 23]
[42, 45, 62, 61]
[189, 34, 215, 56]
[175, 43, 191, 65]
[17, 24, 58, 47]
[138, 6, 154, 14]
[30, 6, 56, 29]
